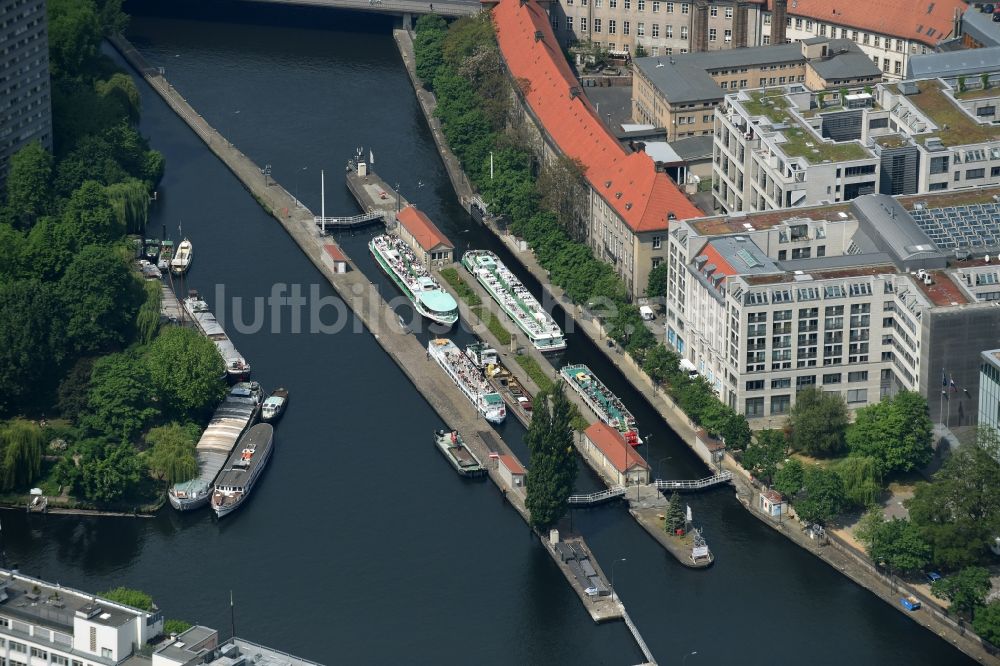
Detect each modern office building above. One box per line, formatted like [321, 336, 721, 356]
[664, 187, 1000, 428]
[979, 349, 1000, 434]
[632, 37, 880, 140]
[758, 0, 968, 80]
[494, 0, 704, 298]
[712, 72, 1000, 214]
[0, 0, 52, 185]
[0, 568, 321, 666]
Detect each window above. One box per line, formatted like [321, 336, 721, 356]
[895, 38, 904, 52]
[652, 0, 660, 11]
[681, 25, 688, 39]
[709, 27, 717, 41]
[805, 20, 812, 30]
[625, 0, 631, 7]
[883, 58, 890, 72]
[847, 388, 868, 403]
[725, 6, 733, 18]
[710, 5, 718, 16]
[652, 23, 660, 37]
[745, 397, 765, 417]
[746, 380, 764, 391]
[594, 18, 602, 32]
[771, 394, 791, 415]
[724, 29, 732, 42]
[638, 0, 645, 9]
[771, 378, 791, 389]
[596, 0, 602, 6]
[552, 16, 560, 30]
[930, 156, 949, 174]
[625, 21, 632, 35]
[862, 33, 870, 44]
[848, 371, 868, 382]
[993, 166, 1000, 177]
[796, 375, 816, 390]
[666, 1, 673, 11]
[874, 36, 881, 47]
[967, 168, 985, 180]
[581, 17, 588, 31]
[681, 2, 689, 13]
[823, 373, 842, 384]
[978, 106, 996, 117]
[10, 642, 25, 653]
[652, 235, 661, 249]
[30, 649, 48, 659]
[567, 16, 574, 29]
[894, 61, 902, 75]
[608, 19, 616, 33]
[819, 24, 827, 36]
[666, 25, 673, 37]
[52, 657, 69, 666]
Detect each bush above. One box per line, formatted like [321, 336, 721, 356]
[439, 267, 481, 305]
[100, 586, 153, 611]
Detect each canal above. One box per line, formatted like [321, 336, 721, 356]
[4, 2, 973, 664]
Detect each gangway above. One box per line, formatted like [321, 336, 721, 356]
[315, 209, 385, 233]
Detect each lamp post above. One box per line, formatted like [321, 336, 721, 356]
[682, 651, 698, 665]
[610, 557, 626, 602]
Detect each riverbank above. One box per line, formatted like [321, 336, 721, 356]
[391, 22, 998, 666]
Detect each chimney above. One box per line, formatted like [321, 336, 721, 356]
[692, 0, 710, 52]
[569, 86, 581, 99]
[733, 0, 749, 48]
[772, 0, 788, 45]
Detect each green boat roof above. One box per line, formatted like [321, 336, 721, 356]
[418, 290, 458, 314]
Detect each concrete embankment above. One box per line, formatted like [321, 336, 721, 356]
[109, 33, 624, 626]
[391, 24, 998, 665]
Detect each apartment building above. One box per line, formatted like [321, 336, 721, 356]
[632, 37, 880, 140]
[494, 0, 703, 298]
[758, 0, 968, 80]
[713, 72, 1000, 214]
[665, 188, 1000, 428]
[0, 0, 52, 184]
[549, 0, 764, 57]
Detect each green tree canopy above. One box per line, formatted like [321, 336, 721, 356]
[3, 141, 53, 228]
[99, 586, 153, 611]
[932, 567, 992, 620]
[0, 420, 45, 491]
[665, 491, 685, 533]
[78, 440, 144, 504]
[833, 455, 882, 508]
[63, 180, 123, 242]
[82, 352, 159, 441]
[787, 387, 849, 457]
[973, 600, 1000, 646]
[907, 444, 1000, 569]
[795, 467, 846, 525]
[95, 73, 141, 123]
[144, 423, 199, 485]
[47, 0, 102, 79]
[58, 244, 145, 354]
[740, 429, 786, 485]
[646, 263, 668, 298]
[146, 327, 226, 416]
[774, 458, 805, 498]
[642, 343, 679, 386]
[846, 390, 933, 477]
[0, 280, 65, 413]
[855, 509, 931, 574]
[525, 385, 577, 529]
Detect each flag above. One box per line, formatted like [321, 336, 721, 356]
[942, 369, 948, 387]
[950, 376, 958, 393]
[686, 505, 693, 522]
[369, 149, 374, 165]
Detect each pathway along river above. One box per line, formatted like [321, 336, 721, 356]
[3, 2, 973, 664]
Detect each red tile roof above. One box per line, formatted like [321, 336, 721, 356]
[584, 423, 649, 474]
[771, 0, 966, 47]
[499, 454, 526, 475]
[700, 244, 736, 278]
[492, 0, 702, 232]
[323, 244, 347, 262]
[396, 206, 453, 251]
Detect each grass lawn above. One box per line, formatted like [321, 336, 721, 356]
[439, 267, 482, 306]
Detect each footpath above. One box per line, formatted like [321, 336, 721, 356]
[391, 25, 998, 666]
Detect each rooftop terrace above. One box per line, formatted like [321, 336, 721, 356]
[690, 203, 853, 236]
[740, 91, 871, 163]
[742, 263, 897, 285]
[914, 271, 970, 306]
[906, 79, 1000, 145]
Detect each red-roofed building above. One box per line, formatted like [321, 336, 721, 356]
[322, 244, 349, 274]
[498, 454, 526, 488]
[582, 423, 650, 486]
[395, 205, 454, 267]
[492, 0, 703, 297]
[762, 0, 966, 79]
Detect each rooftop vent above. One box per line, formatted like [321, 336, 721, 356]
[668, 212, 677, 220]
[534, 30, 544, 42]
[625, 202, 633, 210]
[76, 603, 102, 620]
[899, 81, 919, 95]
[605, 180, 612, 188]
[569, 87, 581, 100]
[615, 191, 623, 199]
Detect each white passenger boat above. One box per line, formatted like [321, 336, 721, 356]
[370, 234, 458, 327]
[428, 338, 506, 423]
[171, 238, 193, 275]
[462, 250, 565, 352]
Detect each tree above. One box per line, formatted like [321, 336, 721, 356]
[646, 263, 668, 298]
[62, 180, 123, 242]
[795, 467, 846, 525]
[665, 491, 685, 534]
[634, 43, 648, 58]
[908, 444, 1000, 569]
[537, 156, 587, 240]
[82, 352, 159, 441]
[146, 327, 226, 416]
[834, 455, 882, 508]
[100, 586, 154, 611]
[95, 73, 141, 124]
[855, 509, 931, 574]
[144, 423, 198, 485]
[47, 0, 103, 79]
[642, 343, 679, 386]
[136, 280, 162, 345]
[847, 391, 933, 477]
[774, 458, 805, 498]
[0, 280, 65, 413]
[58, 244, 145, 354]
[164, 619, 192, 636]
[414, 14, 448, 88]
[0, 421, 45, 491]
[105, 178, 150, 234]
[932, 567, 991, 620]
[717, 411, 752, 452]
[740, 429, 786, 485]
[525, 385, 577, 529]
[3, 141, 53, 227]
[57, 357, 95, 420]
[78, 441, 143, 504]
[973, 600, 1000, 646]
[787, 387, 849, 457]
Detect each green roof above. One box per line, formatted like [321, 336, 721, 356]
[908, 79, 1000, 146]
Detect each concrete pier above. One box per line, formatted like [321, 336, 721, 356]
[110, 33, 622, 626]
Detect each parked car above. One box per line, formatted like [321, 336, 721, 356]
[925, 572, 942, 584]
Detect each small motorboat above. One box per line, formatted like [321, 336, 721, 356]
[171, 238, 193, 275]
[158, 239, 175, 272]
[261, 387, 289, 422]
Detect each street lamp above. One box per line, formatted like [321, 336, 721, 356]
[682, 651, 698, 665]
[610, 557, 626, 602]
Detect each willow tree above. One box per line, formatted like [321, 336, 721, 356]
[0, 420, 44, 491]
[144, 423, 198, 485]
[136, 280, 162, 344]
[105, 179, 150, 234]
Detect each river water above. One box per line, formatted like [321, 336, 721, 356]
[3, 2, 973, 664]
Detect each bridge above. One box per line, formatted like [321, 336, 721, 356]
[567, 471, 733, 506]
[315, 210, 386, 233]
[244, 0, 483, 18]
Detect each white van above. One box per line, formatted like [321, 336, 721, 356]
[679, 358, 699, 380]
[640, 305, 655, 321]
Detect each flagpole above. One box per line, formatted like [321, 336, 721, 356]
[230, 590, 236, 640]
[321, 169, 326, 235]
